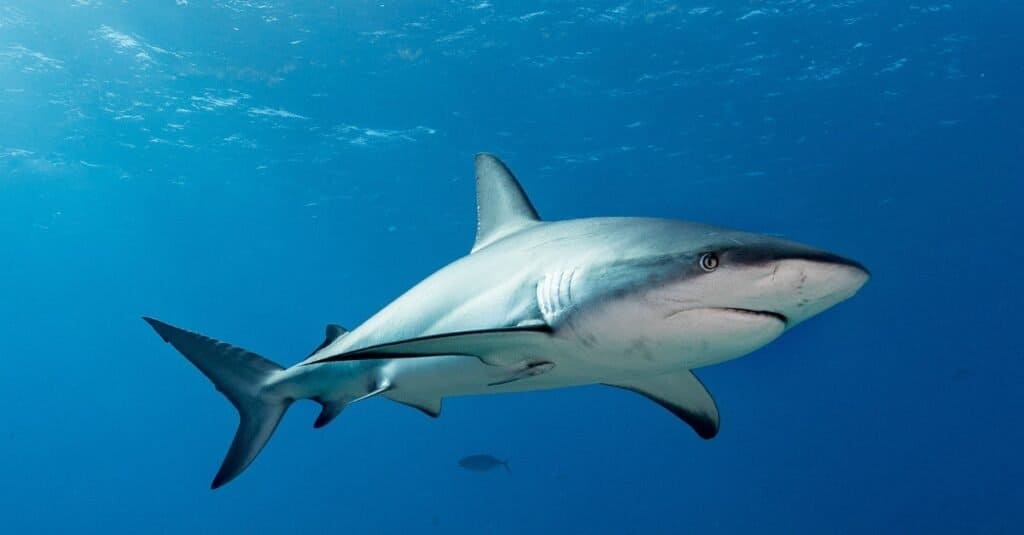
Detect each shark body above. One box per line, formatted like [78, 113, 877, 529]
[145, 154, 868, 488]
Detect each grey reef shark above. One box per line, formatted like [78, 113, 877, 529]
[144, 153, 869, 489]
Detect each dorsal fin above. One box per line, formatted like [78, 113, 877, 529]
[307, 324, 349, 357]
[471, 153, 540, 253]
[324, 324, 348, 341]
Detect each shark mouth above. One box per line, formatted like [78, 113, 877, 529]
[715, 308, 788, 325]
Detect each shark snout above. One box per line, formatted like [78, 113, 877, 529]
[770, 253, 869, 326]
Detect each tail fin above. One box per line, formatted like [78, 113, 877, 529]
[143, 317, 290, 489]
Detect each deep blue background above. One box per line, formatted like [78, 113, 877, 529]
[1, 1, 1020, 533]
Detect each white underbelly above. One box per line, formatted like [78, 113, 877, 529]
[380, 352, 600, 400]
[560, 297, 786, 370]
[349, 296, 784, 404]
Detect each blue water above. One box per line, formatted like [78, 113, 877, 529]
[1, 1, 1021, 533]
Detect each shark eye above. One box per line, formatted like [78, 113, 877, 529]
[699, 253, 719, 272]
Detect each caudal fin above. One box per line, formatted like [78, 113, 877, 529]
[143, 317, 290, 489]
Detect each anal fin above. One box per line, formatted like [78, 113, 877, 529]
[314, 377, 390, 429]
[313, 400, 346, 429]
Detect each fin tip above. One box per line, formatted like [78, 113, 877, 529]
[697, 425, 719, 440]
[210, 473, 228, 490]
[142, 316, 175, 341]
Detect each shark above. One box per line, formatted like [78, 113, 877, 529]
[144, 153, 869, 489]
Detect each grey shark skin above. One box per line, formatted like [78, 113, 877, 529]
[144, 153, 868, 489]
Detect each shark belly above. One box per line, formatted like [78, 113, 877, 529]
[379, 350, 600, 401]
[557, 291, 787, 370]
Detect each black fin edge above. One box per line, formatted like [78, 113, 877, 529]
[606, 384, 720, 440]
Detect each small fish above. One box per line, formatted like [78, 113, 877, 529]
[458, 454, 510, 473]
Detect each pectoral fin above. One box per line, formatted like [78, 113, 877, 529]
[303, 324, 553, 366]
[605, 370, 720, 439]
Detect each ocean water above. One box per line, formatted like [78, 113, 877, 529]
[0, 1, 1021, 533]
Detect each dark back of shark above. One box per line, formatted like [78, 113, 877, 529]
[459, 454, 510, 473]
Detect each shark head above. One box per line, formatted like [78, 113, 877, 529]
[464, 154, 869, 371]
[560, 220, 869, 369]
[689, 234, 870, 328]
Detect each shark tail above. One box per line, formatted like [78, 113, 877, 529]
[143, 317, 291, 489]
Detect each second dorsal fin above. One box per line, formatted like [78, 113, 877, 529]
[307, 324, 349, 357]
[471, 153, 540, 253]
